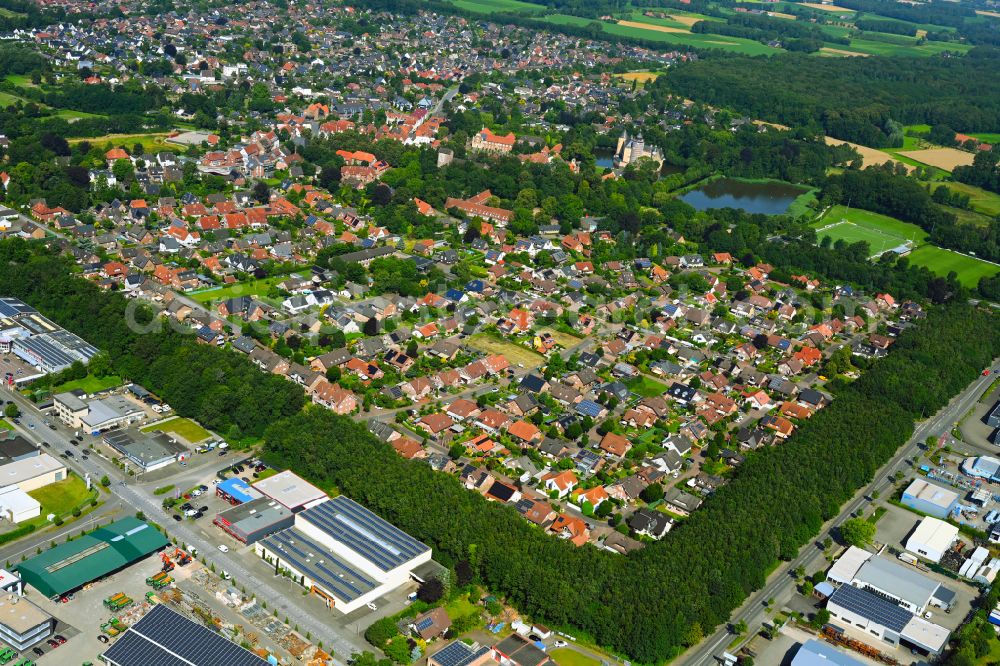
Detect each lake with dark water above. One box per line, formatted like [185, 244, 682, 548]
[680, 178, 807, 215]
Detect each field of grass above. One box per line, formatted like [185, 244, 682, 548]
[28, 475, 93, 517]
[467, 334, 543, 368]
[5, 74, 35, 88]
[0, 419, 11, 431]
[627, 375, 668, 398]
[0, 91, 29, 106]
[817, 206, 928, 244]
[68, 132, 185, 153]
[968, 133, 1000, 145]
[448, 0, 544, 13]
[615, 71, 661, 86]
[906, 245, 1000, 287]
[189, 275, 295, 304]
[51, 374, 122, 395]
[548, 649, 602, 666]
[938, 181, 1000, 218]
[141, 416, 212, 443]
[844, 35, 971, 56]
[538, 327, 582, 348]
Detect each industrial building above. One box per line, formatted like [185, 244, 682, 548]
[214, 498, 294, 544]
[961, 456, 1000, 482]
[905, 516, 960, 563]
[54, 392, 144, 433]
[101, 604, 269, 666]
[0, 594, 54, 650]
[791, 639, 865, 666]
[827, 584, 950, 656]
[0, 298, 98, 376]
[255, 495, 432, 614]
[16, 518, 168, 598]
[900, 478, 959, 519]
[0, 436, 40, 466]
[217, 477, 262, 505]
[827, 547, 955, 614]
[0, 452, 66, 493]
[103, 430, 187, 472]
[252, 470, 328, 512]
[0, 486, 39, 523]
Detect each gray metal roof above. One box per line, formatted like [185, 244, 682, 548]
[298, 496, 429, 572]
[854, 557, 939, 609]
[791, 639, 864, 666]
[260, 527, 378, 603]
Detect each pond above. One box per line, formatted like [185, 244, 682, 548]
[680, 178, 808, 215]
[594, 148, 615, 169]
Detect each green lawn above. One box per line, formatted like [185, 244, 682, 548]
[549, 649, 602, 666]
[627, 375, 668, 398]
[51, 374, 122, 395]
[449, 0, 545, 12]
[968, 133, 1000, 145]
[68, 132, 186, 153]
[28, 475, 93, 517]
[190, 273, 306, 304]
[814, 206, 927, 255]
[141, 417, 212, 443]
[0, 91, 29, 106]
[0, 419, 11, 431]
[906, 245, 1000, 287]
[941, 181, 1000, 218]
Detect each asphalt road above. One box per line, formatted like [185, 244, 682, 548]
[681, 360, 999, 666]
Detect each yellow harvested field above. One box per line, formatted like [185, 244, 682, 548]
[976, 9, 1000, 18]
[824, 136, 913, 172]
[668, 14, 702, 27]
[819, 47, 869, 56]
[617, 19, 688, 33]
[767, 11, 798, 19]
[915, 29, 927, 38]
[616, 71, 660, 83]
[799, 2, 853, 11]
[896, 147, 976, 171]
[753, 120, 791, 131]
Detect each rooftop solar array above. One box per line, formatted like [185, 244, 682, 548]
[830, 584, 911, 632]
[431, 641, 491, 666]
[300, 496, 429, 571]
[102, 604, 269, 666]
[0, 298, 36, 318]
[261, 527, 378, 603]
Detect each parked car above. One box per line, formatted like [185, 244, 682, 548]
[218, 544, 229, 553]
[172, 515, 182, 522]
[32, 647, 44, 656]
[98, 635, 109, 644]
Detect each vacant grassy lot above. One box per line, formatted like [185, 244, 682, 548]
[466, 334, 543, 368]
[627, 375, 669, 398]
[906, 245, 1000, 287]
[51, 374, 122, 395]
[68, 132, 185, 153]
[538, 328, 583, 348]
[141, 417, 212, 443]
[28, 475, 92, 517]
[189, 276, 287, 304]
[615, 71, 661, 86]
[548, 649, 602, 666]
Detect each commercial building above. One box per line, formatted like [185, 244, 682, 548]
[961, 456, 1000, 482]
[0, 453, 66, 492]
[0, 486, 39, 523]
[0, 594, 54, 650]
[901, 479, 959, 519]
[791, 639, 865, 666]
[54, 392, 144, 433]
[905, 516, 960, 563]
[103, 430, 187, 472]
[0, 436, 39, 465]
[827, 584, 949, 656]
[0, 298, 98, 376]
[16, 518, 168, 598]
[252, 470, 328, 512]
[214, 498, 294, 544]
[101, 604, 269, 666]
[851, 556, 953, 615]
[255, 495, 432, 614]
[217, 477, 262, 505]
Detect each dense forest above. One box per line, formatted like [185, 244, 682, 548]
[0, 241, 305, 440]
[264, 304, 1000, 663]
[664, 50, 1000, 147]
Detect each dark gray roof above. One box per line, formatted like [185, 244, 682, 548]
[829, 584, 910, 632]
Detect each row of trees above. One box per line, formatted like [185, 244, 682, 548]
[0, 241, 304, 439]
[262, 303, 1000, 663]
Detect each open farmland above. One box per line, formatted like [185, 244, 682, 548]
[906, 246, 1000, 287]
[968, 133, 1000, 145]
[68, 132, 185, 152]
[448, 0, 544, 13]
[617, 19, 687, 34]
[824, 136, 910, 171]
[940, 181, 1000, 218]
[896, 147, 975, 171]
[797, 2, 855, 12]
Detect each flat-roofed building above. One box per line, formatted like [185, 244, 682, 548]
[0, 594, 53, 650]
[852, 556, 947, 615]
[103, 431, 187, 472]
[255, 496, 432, 614]
[53, 391, 88, 427]
[0, 436, 38, 466]
[252, 470, 327, 512]
[55, 392, 143, 433]
[827, 584, 949, 656]
[791, 639, 865, 666]
[0, 486, 40, 523]
[0, 453, 65, 492]
[901, 479, 959, 519]
[905, 516, 959, 563]
[213, 498, 294, 544]
[491, 634, 552, 666]
[428, 641, 494, 666]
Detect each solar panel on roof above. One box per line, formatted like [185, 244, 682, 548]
[432, 642, 490, 666]
[416, 617, 434, 631]
[830, 584, 911, 632]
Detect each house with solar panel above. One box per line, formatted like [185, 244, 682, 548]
[428, 640, 494, 666]
[255, 495, 432, 614]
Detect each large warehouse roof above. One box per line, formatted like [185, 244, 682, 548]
[299, 496, 429, 572]
[791, 640, 864, 666]
[102, 604, 269, 666]
[855, 556, 940, 608]
[252, 470, 327, 510]
[16, 518, 167, 598]
[260, 527, 378, 604]
[829, 584, 910, 632]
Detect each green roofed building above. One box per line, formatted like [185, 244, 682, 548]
[15, 518, 168, 599]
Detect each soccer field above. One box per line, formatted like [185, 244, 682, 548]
[813, 221, 910, 257]
[813, 206, 926, 257]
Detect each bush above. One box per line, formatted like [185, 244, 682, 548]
[417, 578, 444, 603]
[364, 617, 399, 647]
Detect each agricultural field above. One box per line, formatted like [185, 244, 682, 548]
[968, 133, 1000, 145]
[466, 333, 543, 368]
[896, 147, 975, 171]
[814, 206, 999, 286]
[448, 0, 544, 13]
[824, 137, 910, 171]
[141, 416, 212, 443]
[938, 181, 1000, 218]
[797, 2, 855, 13]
